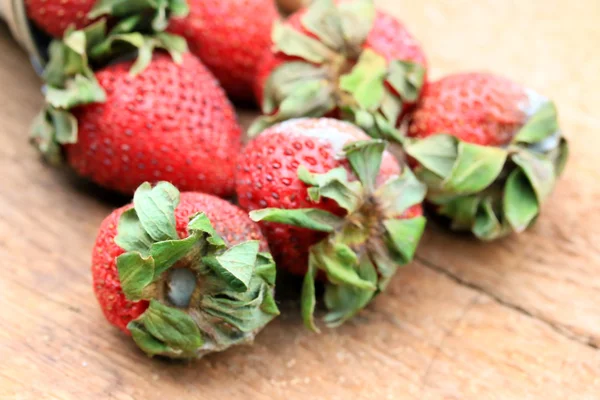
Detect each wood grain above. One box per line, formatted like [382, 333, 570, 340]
[1, 1, 599, 399]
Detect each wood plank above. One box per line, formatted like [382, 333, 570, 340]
[1, 0, 600, 398]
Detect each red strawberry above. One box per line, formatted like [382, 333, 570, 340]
[92, 182, 278, 359]
[168, 0, 279, 103]
[408, 73, 530, 146]
[237, 118, 427, 329]
[250, 0, 427, 141]
[404, 72, 568, 240]
[24, 0, 95, 38]
[33, 52, 243, 197]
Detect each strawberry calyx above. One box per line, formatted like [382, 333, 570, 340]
[250, 140, 427, 331]
[249, 0, 425, 141]
[404, 95, 568, 240]
[30, 3, 189, 165]
[114, 182, 279, 359]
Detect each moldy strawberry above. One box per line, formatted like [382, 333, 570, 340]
[250, 0, 427, 142]
[404, 72, 569, 240]
[237, 118, 427, 330]
[92, 181, 279, 359]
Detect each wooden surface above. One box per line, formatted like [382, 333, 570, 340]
[1, 1, 599, 399]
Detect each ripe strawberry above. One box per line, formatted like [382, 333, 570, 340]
[236, 118, 427, 329]
[92, 181, 278, 359]
[24, 0, 95, 38]
[24, 0, 189, 39]
[31, 26, 242, 197]
[250, 0, 428, 141]
[405, 72, 569, 240]
[168, 0, 279, 103]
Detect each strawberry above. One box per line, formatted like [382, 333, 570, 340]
[404, 72, 569, 240]
[24, 0, 189, 39]
[236, 118, 427, 330]
[31, 23, 242, 197]
[249, 0, 427, 142]
[24, 0, 95, 38]
[92, 181, 279, 359]
[168, 0, 279, 103]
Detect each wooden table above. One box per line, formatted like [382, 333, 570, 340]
[1, 1, 599, 399]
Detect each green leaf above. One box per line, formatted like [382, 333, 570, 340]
[504, 169, 540, 232]
[380, 87, 403, 127]
[298, 166, 363, 213]
[323, 253, 377, 328]
[261, 62, 329, 115]
[255, 253, 277, 286]
[151, 234, 201, 278]
[251, 80, 336, 137]
[343, 139, 386, 192]
[404, 134, 459, 179]
[513, 101, 559, 144]
[46, 75, 106, 109]
[512, 150, 556, 203]
[387, 60, 426, 103]
[473, 198, 507, 241]
[128, 322, 173, 357]
[301, 260, 319, 332]
[436, 195, 481, 231]
[116, 252, 155, 301]
[555, 138, 569, 177]
[212, 241, 260, 292]
[114, 208, 154, 255]
[313, 241, 376, 291]
[337, 0, 376, 52]
[272, 21, 337, 64]
[375, 168, 427, 217]
[49, 108, 78, 144]
[301, 0, 345, 50]
[250, 208, 344, 232]
[187, 212, 227, 248]
[444, 141, 507, 194]
[131, 299, 204, 355]
[383, 216, 426, 264]
[132, 182, 180, 242]
[339, 49, 388, 110]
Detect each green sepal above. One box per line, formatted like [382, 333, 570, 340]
[29, 107, 78, 165]
[114, 208, 154, 256]
[205, 241, 260, 293]
[383, 216, 427, 264]
[250, 77, 336, 137]
[272, 20, 337, 64]
[387, 60, 426, 103]
[513, 101, 559, 144]
[88, 0, 190, 32]
[312, 241, 377, 291]
[249, 208, 344, 232]
[116, 252, 156, 301]
[343, 139, 386, 192]
[45, 74, 107, 109]
[503, 168, 539, 232]
[298, 166, 363, 213]
[128, 299, 204, 359]
[301, 259, 319, 332]
[375, 168, 427, 217]
[322, 253, 377, 328]
[339, 49, 387, 111]
[406, 134, 508, 195]
[132, 182, 180, 242]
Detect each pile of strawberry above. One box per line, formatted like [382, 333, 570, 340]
[24, 0, 568, 359]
